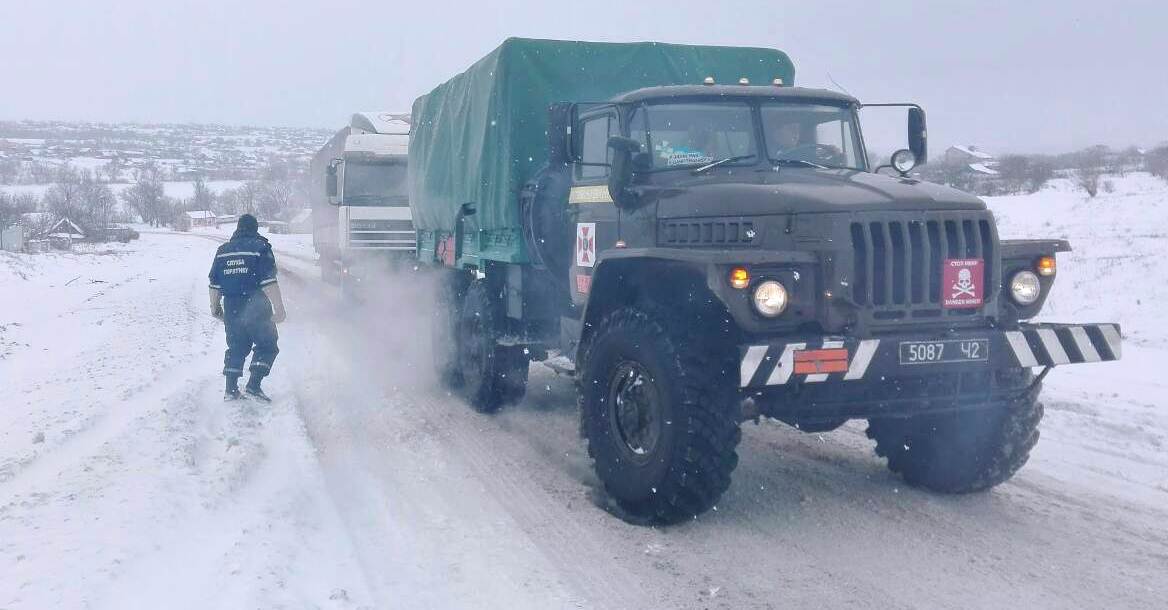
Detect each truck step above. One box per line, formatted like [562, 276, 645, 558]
[542, 354, 576, 376]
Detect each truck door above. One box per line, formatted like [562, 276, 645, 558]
[569, 106, 619, 307]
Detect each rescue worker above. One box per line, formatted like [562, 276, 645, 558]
[208, 214, 287, 402]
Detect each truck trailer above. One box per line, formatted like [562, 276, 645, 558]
[410, 38, 1122, 524]
[311, 112, 414, 294]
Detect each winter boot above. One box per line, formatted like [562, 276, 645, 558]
[245, 374, 271, 403]
[224, 375, 242, 401]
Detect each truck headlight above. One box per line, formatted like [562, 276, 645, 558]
[1009, 270, 1041, 305]
[752, 280, 789, 317]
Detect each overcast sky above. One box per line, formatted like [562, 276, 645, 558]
[1, 0, 1163, 154]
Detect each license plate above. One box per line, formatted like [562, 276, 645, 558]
[899, 339, 989, 365]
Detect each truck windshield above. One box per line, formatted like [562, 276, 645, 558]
[343, 161, 408, 206]
[631, 102, 756, 169]
[760, 103, 866, 171]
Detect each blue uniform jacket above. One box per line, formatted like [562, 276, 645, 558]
[208, 230, 278, 297]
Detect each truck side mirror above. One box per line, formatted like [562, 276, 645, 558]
[908, 107, 928, 165]
[547, 102, 574, 165]
[607, 135, 643, 207]
[326, 159, 341, 204]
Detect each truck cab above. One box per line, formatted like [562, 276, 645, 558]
[311, 112, 414, 290]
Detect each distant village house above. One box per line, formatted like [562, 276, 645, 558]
[184, 210, 217, 228]
[944, 145, 999, 175]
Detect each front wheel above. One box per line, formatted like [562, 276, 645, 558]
[866, 383, 1044, 493]
[579, 308, 741, 524]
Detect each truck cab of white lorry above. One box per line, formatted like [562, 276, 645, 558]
[312, 112, 414, 289]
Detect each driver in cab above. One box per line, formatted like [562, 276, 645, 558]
[767, 121, 805, 160]
[765, 119, 843, 168]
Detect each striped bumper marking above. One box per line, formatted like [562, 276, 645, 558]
[739, 339, 876, 387]
[739, 323, 1120, 389]
[1037, 328, 1070, 365]
[739, 345, 769, 388]
[1005, 323, 1122, 367]
[1100, 324, 1123, 359]
[766, 343, 806, 386]
[1005, 331, 1039, 367]
[844, 340, 880, 381]
[1068, 326, 1101, 362]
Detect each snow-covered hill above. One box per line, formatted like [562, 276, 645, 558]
[0, 120, 331, 182]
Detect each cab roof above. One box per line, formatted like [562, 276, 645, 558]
[611, 85, 858, 106]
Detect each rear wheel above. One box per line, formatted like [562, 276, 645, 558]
[579, 308, 741, 524]
[431, 272, 466, 388]
[866, 379, 1043, 493]
[458, 280, 528, 413]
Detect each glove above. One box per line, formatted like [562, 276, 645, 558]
[272, 307, 287, 324]
[211, 304, 223, 319]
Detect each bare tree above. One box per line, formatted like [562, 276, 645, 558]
[995, 155, 1031, 194]
[0, 191, 37, 228]
[42, 165, 85, 221]
[1025, 157, 1054, 193]
[121, 163, 167, 226]
[101, 157, 126, 183]
[258, 180, 294, 219]
[192, 175, 215, 211]
[215, 189, 239, 215]
[1073, 146, 1107, 198]
[79, 174, 117, 231]
[25, 160, 54, 184]
[0, 159, 21, 185]
[1146, 145, 1168, 182]
[234, 181, 261, 215]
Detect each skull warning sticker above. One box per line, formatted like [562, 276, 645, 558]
[576, 222, 596, 268]
[943, 258, 984, 309]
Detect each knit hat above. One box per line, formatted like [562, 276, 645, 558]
[237, 214, 259, 233]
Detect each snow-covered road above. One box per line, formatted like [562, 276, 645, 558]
[2, 175, 1166, 608]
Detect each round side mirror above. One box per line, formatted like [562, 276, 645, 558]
[891, 149, 917, 174]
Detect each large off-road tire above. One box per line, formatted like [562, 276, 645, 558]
[579, 308, 741, 524]
[458, 280, 529, 413]
[866, 386, 1043, 493]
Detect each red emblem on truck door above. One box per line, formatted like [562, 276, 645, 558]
[943, 258, 984, 308]
[576, 223, 596, 267]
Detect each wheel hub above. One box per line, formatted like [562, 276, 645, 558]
[609, 361, 662, 461]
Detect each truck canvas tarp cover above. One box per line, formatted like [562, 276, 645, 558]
[409, 37, 795, 259]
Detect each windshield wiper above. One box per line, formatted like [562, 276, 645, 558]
[691, 154, 755, 174]
[770, 158, 828, 169]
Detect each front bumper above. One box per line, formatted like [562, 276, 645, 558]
[739, 322, 1121, 389]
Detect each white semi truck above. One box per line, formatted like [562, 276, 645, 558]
[310, 112, 414, 292]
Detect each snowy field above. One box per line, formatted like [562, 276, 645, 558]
[1, 175, 1166, 609]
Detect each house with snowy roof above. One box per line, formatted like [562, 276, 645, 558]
[184, 210, 217, 228]
[945, 145, 998, 175]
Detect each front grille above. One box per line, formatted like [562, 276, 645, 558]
[850, 214, 995, 317]
[349, 219, 415, 250]
[350, 219, 414, 232]
[659, 218, 757, 247]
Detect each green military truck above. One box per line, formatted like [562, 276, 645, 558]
[410, 38, 1122, 524]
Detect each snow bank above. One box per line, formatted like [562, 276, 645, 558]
[987, 173, 1167, 346]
